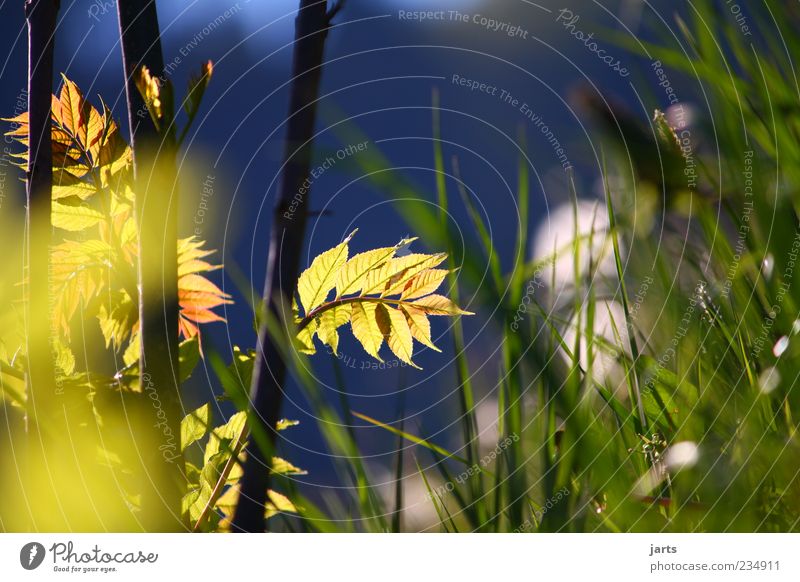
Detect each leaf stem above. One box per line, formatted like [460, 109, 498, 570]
[192, 424, 248, 532]
[297, 296, 410, 331]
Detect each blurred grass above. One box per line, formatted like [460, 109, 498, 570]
[278, 0, 800, 533]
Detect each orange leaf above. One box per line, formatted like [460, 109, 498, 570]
[179, 290, 232, 310]
[59, 76, 87, 137]
[179, 273, 230, 298]
[180, 307, 226, 324]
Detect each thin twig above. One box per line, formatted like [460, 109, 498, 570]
[232, 0, 340, 532]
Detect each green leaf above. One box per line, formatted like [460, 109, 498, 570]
[181, 403, 211, 452]
[179, 336, 201, 383]
[204, 411, 246, 464]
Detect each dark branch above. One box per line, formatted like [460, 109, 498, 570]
[232, 0, 337, 532]
[24, 0, 58, 420]
[116, 0, 183, 531]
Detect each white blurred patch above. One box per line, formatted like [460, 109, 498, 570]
[473, 397, 500, 453]
[773, 336, 789, 358]
[758, 366, 781, 394]
[561, 299, 631, 400]
[762, 253, 775, 281]
[665, 103, 699, 130]
[531, 200, 621, 302]
[664, 441, 699, 471]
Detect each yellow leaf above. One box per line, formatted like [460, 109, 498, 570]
[135, 66, 163, 120]
[276, 419, 299, 431]
[360, 252, 444, 296]
[178, 237, 215, 262]
[351, 301, 383, 361]
[292, 296, 302, 323]
[335, 237, 416, 297]
[97, 289, 136, 349]
[53, 173, 96, 200]
[297, 231, 355, 314]
[179, 259, 220, 277]
[271, 456, 307, 475]
[400, 268, 448, 300]
[124, 331, 140, 367]
[96, 128, 131, 179]
[410, 294, 473, 316]
[379, 305, 419, 368]
[296, 317, 318, 355]
[316, 304, 351, 355]
[215, 484, 239, 514]
[51, 201, 104, 231]
[265, 490, 298, 519]
[54, 338, 76, 375]
[401, 305, 440, 352]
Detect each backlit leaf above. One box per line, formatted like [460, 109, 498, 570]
[272, 456, 307, 475]
[97, 289, 136, 349]
[205, 411, 246, 465]
[379, 304, 418, 368]
[335, 238, 416, 297]
[351, 301, 384, 361]
[59, 75, 87, 138]
[297, 230, 355, 314]
[265, 490, 298, 519]
[276, 419, 300, 431]
[181, 403, 211, 452]
[316, 304, 351, 355]
[294, 232, 471, 366]
[52, 201, 104, 231]
[401, 305, 440, 352]
[400, 268, 448, 300]
[410, 294, 474, 316]
[296, 316, 318, 355]
[362, 252, 446, 296]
